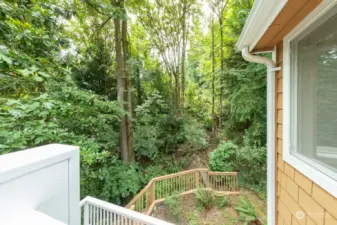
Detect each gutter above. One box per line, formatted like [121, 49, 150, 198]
[242, 46, 280, 225]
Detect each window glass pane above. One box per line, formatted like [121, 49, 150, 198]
[293, 13, 337, 172]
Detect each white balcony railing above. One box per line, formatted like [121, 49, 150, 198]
[80, 196, 174, 225]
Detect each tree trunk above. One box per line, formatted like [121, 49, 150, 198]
[211, 16, 216, 133]
[136, 58, 142, 106]
[169, 74, 173, 107]
[114, 7, 129, 162]
[180, 3, 187, 113]
[219, 15, 224, 131]
[175, 73, 180, 112]
[122, 17, 134, 162]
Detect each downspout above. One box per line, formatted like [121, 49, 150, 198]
[242, 46, 280, 225]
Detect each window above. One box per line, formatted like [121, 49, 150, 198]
[284, 1, 337, 197]
[290, 11, 337, 175]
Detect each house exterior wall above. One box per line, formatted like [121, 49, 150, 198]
[275, 43, 337, 225]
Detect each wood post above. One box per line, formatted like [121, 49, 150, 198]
[146, 182, 155, 211]
[236, 174, 239, 191]
[195, 172, 200, 188]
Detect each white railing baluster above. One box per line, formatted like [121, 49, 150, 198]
[84, 203, 89, 225]
[80, 197, 173, 225]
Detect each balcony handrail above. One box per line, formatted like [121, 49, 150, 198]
[126, 168, 239, 215]
[81, 196, 174, 225]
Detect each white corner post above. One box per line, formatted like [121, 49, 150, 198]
[242, 46, 279, 225]
[0, 144, 80, 225]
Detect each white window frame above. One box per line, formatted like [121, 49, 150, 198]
[283, 0, 337, 198]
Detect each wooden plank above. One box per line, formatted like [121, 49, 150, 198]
[254, 0, 322, 51]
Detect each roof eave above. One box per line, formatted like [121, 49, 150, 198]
[236, 0, 288, 52]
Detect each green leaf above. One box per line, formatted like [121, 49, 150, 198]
[38, 71, 50, 78]
[33, 76, 43, 82]
[8, 109, 22, 117]
[0, 53, 13, 65]
[18, 69, 31, 77]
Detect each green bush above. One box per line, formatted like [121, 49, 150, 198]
[209, 141, 238, 172]
[134, 93, 208, 160]
[195, 188, 214, 210]
[183, 117, 208, 151]
[214, 194, 231, 208]
[80, 147, 144, 204]
[209, 141, 267, 198]
[164, 193, 182, 220]
[237, 145, 267, 198]
[0, 82, 144, 204]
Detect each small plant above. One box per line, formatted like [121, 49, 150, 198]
[188, 210, 200, 225]
[195, 188, 214, 210]
[164, 193, 182, 221]
[214, 194, 231, 208]
[235, 197, 261, 225]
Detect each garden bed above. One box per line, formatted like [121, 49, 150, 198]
[151, 189, 266, 225]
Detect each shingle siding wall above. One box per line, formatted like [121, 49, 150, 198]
[275, 43, 337, 225]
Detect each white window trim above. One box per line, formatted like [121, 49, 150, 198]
[283, 0, 337, 198]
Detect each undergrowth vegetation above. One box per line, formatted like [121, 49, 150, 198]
[209, 141, 267, 198]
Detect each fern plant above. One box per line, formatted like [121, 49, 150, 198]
[164, 193, 182, 221]
[195, 188, 214, 210]
[214, 193, 231, 208]
[235, 197, 261, 225]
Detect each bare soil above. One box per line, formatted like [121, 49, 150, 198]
[151, 190, 266, 225]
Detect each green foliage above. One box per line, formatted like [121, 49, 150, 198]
[182, 117, 208, 150]
[223, 63, 267, 147]
[209, 141, 238, 172]
[143, 165, 168, 183]
[188, 210, 200, 225]
[195, 188, 214, 210]
[164, 193, 182, 220]
[214, 194, 231, 208]
[134, 93, 165, 159]
[81, 150, 143, 204]
[0, 0, 72, 96]
[237, 146, 267, 198]
[0, 0, 266, 208]
[0, 82, 123, 153]
[134, 93, 208, 160]
[209, 141, 267, 198]
[235, 197, 260, 225]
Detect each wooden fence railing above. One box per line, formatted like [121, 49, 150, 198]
[126, 168, 239, 215]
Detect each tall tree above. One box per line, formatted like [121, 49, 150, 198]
[211, 14, 216, 133]
[122, 17, 134, 162]
[180, 0, 188, 112]
[211, 0, 227, 129]
[112, 0, 129, 161]
[137, 0, 196, 111]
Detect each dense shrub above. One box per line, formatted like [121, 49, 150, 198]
[209, 141, 267, 198]
[80, 146, 144, 204]
[209, 141, 238, 172]
[164, 193, 182, 220]
[0, 82, 123, 153]
[237, 145, 267, 197]
[134, 93, 208, 160]
[183, 117, 208, 150]
[195, 188, 214, 210]
[0, 81, 144, 204]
